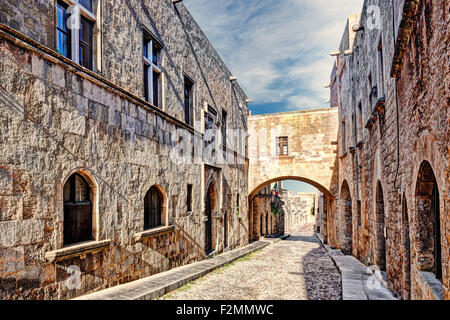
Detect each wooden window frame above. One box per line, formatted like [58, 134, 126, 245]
[63, 173, 93, 246]
[144, 186, 164, 230]
[276, 136, 289, 156]
[56, 1, 71, 58]
[143, 32, 162, 107]
[56, 0, 97, 70]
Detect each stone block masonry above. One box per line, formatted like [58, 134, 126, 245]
[326, 0, 448, 300]
[0, 0, 249, 300]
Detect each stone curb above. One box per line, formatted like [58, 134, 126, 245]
[73, 240, 270, 300]
[315, 233, 397, 300]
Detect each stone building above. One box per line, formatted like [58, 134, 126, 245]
[324, 0, 448, 300]
[282, 191, 317, 233]
[0, 0, 249, 299]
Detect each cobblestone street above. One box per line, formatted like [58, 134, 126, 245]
[162, 224, 341, 300]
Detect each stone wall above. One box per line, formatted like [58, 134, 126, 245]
[0, 0, 249, 300]
[248, 108, 339, 197]
[327, 0, 448, 300]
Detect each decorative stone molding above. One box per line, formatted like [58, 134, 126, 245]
[374, 96, 386, 114]
[371, 111, 378, 123]
[364, 117, 374, 130]
[45, 240, 111, 262]
[134, 225, 175, 241]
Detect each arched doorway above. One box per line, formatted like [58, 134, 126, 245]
[415, 161, 442, 281]
[340, 180, 352, 255]
[401, 194, 411, 299]
[205, 180, 216, 254]
[375, 181, 386, 270]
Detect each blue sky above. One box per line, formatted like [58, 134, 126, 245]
[184, 0, 364, 116]
[184, 0, 364, 193]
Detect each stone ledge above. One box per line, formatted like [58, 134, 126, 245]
[417, 271, 443, 300]
[73, 240, 270, 300]
[134, 225, 175, 241]
[45, 240, 111, 262]
[315, 233, 397, 300]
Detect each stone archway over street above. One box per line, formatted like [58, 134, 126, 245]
[248, 108, 339, 244]
[248, 108, 339, 199]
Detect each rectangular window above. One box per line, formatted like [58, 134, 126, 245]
[143, 32, 162, 107]
[341, 120, 346, 154]
[377, 40, 385, 98]
[184, 77, 194, 125]
[187, 184, 193, 212]
[368, 73, 373, 110]
[56, 1, 71, 58]
[276, 137, 288, 156]
[205, 106, 217, 132]
[357, 102, 363, 141]
[56, 0, 96, 70]
[79, 16, 93, 70]
[221, 109, 227, 148]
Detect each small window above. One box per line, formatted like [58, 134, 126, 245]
[144, 186, 163, 229]
[184, 77, 194, 125]
[187, 184, 193, 212]
[357, 102, 363, 141]
[56, 1, 71, 58]
[221, 109, 227, 147]
[143, 33, 162, 107]
[341, 121, 346, 154]
[276, 137, 288, 156]
[377, 39, 385, 97]
[63, 173, 93, 245]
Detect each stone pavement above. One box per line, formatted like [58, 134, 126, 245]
[74, 240, 271, 300]
[162, 224, 341, 300]
[316, 234, 397, 300]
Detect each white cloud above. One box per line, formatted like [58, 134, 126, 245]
[184, 0, 364, 111]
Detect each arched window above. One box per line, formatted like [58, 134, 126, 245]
[375, 181, 386, 270]
[144, 186, 163, 229]
[63, 173, 93, 245]
[415, 161, 442, 281]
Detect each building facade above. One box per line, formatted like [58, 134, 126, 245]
[325, 0, 448, 300]
[0, 0, 249, 299]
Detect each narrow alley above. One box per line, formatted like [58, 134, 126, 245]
[162, 224, 341, 300]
